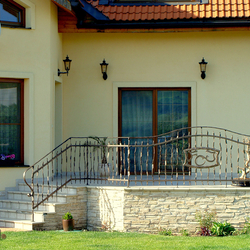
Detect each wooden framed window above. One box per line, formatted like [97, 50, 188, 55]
[118, 87, 191, 173]
[0, 79, 24, 165]
[0, 0, 25, 27]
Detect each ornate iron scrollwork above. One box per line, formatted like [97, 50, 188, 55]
[184, 147, 220, 168]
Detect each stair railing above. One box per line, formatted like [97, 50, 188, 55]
[23, 127, 250, 222]
[23, 136, 126, 222]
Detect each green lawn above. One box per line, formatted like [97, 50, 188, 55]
[0, 231, 250, 250]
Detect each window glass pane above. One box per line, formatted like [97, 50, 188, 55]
[0, 82, 21, 163]
[158, 90, 188, 134]
[0, 0, 22, 23]
[122, 91, 153, 137]
[0, 125, 20, 161]
[0, 83, 20, 123]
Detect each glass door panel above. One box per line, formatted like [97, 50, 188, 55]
[157, 90, 189, 172]
[121, 90, 153, 172]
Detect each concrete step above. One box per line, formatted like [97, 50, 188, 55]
[0, 208, 53, 222]
[18, 183, 78, 195]
[0, 218, 44, 230]
[6, 190, 74, 203]
[0, 200, 56, 212]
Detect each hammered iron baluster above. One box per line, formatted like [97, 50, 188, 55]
[70, 142, 73, 184]
[134, 142, 137, 185]
[213, 132, 216, 185]
[152, 141, 155, 185]
[65, 144, 68, 185]
[73, 142, 77, 183]
[146, 140, 149, 185]
[119, 142, 123, 182]
[79, 141, 82, 183]
[47, 159, 50, 197]
[207, 131, 210, 185]
[164, 137, 167, 185]
[182, 133, 185, 185]
[123, 142, 126, 179]
[237, 138, 240, 178]
[225, 131, 228, 187]
[41, 164, 44, 202]
[176, 132, 179, 187]
[127, 139, 130, 187]
[51, 151, 54, 195]
[61, 147, 63, 186]
[55, 151, 58, 195]
[158, 138, 162, 185]
[140, 141, 143, 183]
[219, 133, 223, 184]
[230, 136, 233, 182]
[170, 138, 174, 185]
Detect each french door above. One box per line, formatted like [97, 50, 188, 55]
[118, 88, 191, 173]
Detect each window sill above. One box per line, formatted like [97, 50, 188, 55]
[0, 163, 29, 168]
[1, 25, 31, 29]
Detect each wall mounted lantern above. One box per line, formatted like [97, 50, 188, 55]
[58, 55, 72, 76]
[199, 57, 208, 79]
[100, 59, 108, 80]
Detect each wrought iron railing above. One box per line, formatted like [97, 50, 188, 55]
[23, 126, 250, 221]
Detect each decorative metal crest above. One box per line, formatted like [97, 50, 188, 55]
[184, 147, 220, 168]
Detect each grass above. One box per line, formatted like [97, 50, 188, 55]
[0, 231, 250, 250]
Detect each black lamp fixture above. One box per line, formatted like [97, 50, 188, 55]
[199, 57, 208, 79]
[100, 59, 108, 80]
[58, 55, 72, 76]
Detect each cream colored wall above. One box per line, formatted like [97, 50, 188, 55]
[62, 31, 250, 139]
[0, 0, 62, 191]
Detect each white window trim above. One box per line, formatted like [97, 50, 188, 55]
[113, 81, 197, 137]
[14, 0, 35, 29]
[0, 71, 34, 165]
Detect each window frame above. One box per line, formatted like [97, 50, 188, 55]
[0, 0, 25, 28]
[0, 78, 24, 165]
[118, 87, 191, 174]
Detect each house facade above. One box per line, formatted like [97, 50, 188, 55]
[1, 0, 250, 190]
[1, 0, 250, 232]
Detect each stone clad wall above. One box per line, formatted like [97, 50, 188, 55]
[34, 187, 87, 231]
[87, 187, 124, 231]
[123, 187, 250, 235]
[34, 186, 250, 234]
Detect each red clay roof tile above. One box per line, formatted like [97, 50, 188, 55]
[85, 0, 250, 22]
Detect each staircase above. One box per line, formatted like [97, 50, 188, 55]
[0, 180, 87, 230]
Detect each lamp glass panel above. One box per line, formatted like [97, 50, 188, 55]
[64, 60, 71, 71]
[200, 63, 206, 72]
[101, 64, 107, 73]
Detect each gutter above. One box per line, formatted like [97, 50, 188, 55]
[77, 19, 250, 29]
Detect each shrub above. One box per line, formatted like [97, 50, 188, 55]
[241, 217, 250, 234]
[158, 228, 172, 236]
[195, 210, 217, 236]
[180, 229, 189, 236]
[211, 222, 235, 236]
